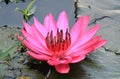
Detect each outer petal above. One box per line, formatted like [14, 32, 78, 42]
[79, 36, 102, 50]
[18, 35, 51, 56]
[70, 16, 89, 45]
[21, 29, 43, 49]
[66, 36, 106, 56]
[32, 24, 46, 48]
[55, 64, 70, 74]
[19, 29, 51, 55]
[47, 56, 72, 66]
[71, 36, 106, 55]
[33, 17, 48, 37]
[68, 49, 87, 56]
[59, 56, 72, 64]
[71, 54, 86, 63]
[18, 36, 39, 54]
[70, 24, 100, 51]
[84, 39, 107, 54]
[57, 11, 69, 39]
[47, 57, 59, 66]
[23, 21, 33, 35]
[27, 51, 50, 61]
[69, 36, 101, 53]
[44, 13, 57, 36]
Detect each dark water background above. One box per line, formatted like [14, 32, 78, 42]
[0, 0, 75, 28]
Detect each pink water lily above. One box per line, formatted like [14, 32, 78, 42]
[18, 11, 107, 74]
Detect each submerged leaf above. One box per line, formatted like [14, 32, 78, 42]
[0, 50, 3, 54]
[0, 41, 20, 60]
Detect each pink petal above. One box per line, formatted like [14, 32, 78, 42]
[95, 40, 107, 49]
[20, 30, 51, 55]
[23, 21, 33, 35]
[66, 36, 104, 56]
[55, 64, 70, 74]
[17, 35, 24, 41]
[71, 36, 106, 55]
[68, 49, 87, 56]
[70, 36, 101, 52]
[85, 39, 107, 54]
[77, 24, 100, 45]
[71, 54, 86, 63]
[21, 29, 41, 48]
[57, 11, 69, 39]
[32, 24, 46, 48]
[47, 56, 72, 66]
[33, 17, 48, 37]
[18, 35, 51, 56]
[81, 36, 102, 48]
[27, 51, 50, 61]
[44, 13, 57, 36]
[70, 16, 89, 45]
[70, 24, 100, 51]
[59, 56, 72, 64]
[47, 59, 59, 66]
[18, 36, 38, 53]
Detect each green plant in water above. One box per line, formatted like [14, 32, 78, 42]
[16, 0, 36, 21]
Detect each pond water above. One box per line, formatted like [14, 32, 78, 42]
[0, 0, 75, 28]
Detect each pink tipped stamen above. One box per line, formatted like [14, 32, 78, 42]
[46, 29, 71, 52]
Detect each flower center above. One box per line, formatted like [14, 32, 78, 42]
[46, 29, 71, 52]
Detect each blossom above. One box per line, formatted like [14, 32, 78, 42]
[18, 11, 107, 74]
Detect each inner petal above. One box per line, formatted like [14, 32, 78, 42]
[57, 11, 69, 39]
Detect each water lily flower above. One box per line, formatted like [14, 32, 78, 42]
[18, 11, 107, 74]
